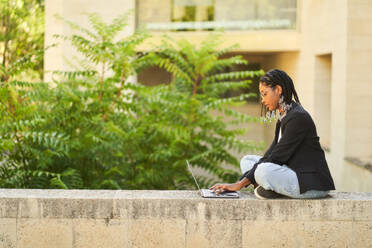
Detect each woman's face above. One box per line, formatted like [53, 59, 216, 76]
[259, 82, 282, 111]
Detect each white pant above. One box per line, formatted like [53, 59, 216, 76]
[241, 155, 329, 199]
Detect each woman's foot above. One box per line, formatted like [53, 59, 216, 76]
[254, 186, 284, 199]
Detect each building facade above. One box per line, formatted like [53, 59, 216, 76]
[45, 0, 372, 192]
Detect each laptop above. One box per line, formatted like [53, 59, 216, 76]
[186, 160, 239, 198]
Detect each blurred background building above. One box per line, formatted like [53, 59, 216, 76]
[45, 0, 372, 192]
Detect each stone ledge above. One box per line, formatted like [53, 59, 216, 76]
[0, 189, 371, 221]
[0, 189, 371, 248]
[2, 189, 371, 200]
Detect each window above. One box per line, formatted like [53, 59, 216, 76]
[136, 0, 298, 31]
[171, 0, 214, 31]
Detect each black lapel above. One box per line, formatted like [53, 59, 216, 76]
[274, 121, 281, 144]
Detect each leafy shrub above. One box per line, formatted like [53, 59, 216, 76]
[0, 49, 69, 188]
[0, 0, 45, 80]
[0, 12, 264, 189]
[137, 35, 264, 188]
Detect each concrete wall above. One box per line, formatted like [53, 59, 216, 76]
[0, 189, 371, 248]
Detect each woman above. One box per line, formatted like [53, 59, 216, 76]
[210, 69, 335, 199]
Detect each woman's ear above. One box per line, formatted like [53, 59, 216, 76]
[275, 85, 283, 95]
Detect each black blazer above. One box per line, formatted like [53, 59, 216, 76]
[241, 102, 335, 194]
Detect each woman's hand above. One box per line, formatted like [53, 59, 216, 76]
[209, 182, 243, 194]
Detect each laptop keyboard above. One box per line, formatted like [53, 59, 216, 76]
[201, 189, 238, 197]
[202, 189, 218, 197]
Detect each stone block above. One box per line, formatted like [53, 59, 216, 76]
[73, 219, 128, 248]
[0, 199, 18, 219]
[348, 19, 372, 35]
[186, 219, 242, 248]
[126, 219, 185, 248]
[348, 50, 372, 67]
[242, 220, 300, 247]
[350, 221, 372, 247]
[348, 36, 372, 49]
[0, 219, 16, 248]
[113, 198, 196, 220]
[242, 220, 356, 247]
[40, 198, 114, 219]
[17, 218, 72, 248]
[18, 198, 41, 218]
[298, 221, 354, 247]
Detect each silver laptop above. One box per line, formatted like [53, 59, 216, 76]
[186, 160, 239, 198]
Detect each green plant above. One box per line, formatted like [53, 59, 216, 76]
[39, 12, 149, 189]
[135, 34, 265, 188]
[0, 3, 63, 186]
[0, 52, 70, 188]
[0, 0, 45, 80]
[0, 0, 65, 187]
[0, 12, 148, 189]
[0, 11, 264, 190]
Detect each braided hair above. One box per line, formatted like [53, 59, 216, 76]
[259, 69, 301, 119]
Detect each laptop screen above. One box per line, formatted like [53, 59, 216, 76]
[186, 160, 202, 192]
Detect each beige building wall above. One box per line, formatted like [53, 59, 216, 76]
[346, 0, 372, 160]
[296, 0, 349, 190]
[313, 54, 332, 148]
[297, 0, 372, 192]
[263, 52, 299, 84]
